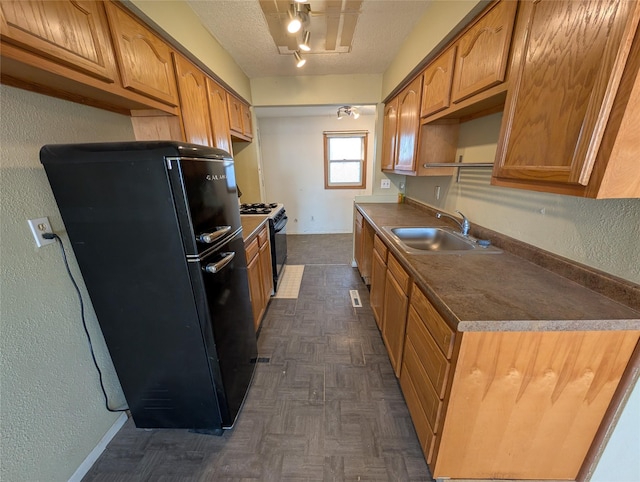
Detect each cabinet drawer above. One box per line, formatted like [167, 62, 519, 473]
[403, 337, 443, 431]
[387, 253, 410, 294]
[411, 284, 454, 358]
[406, 306, 450, 398]
[245, 236, 259, 263]
[400, 354, 436, 464]
[373, 234, 388, 261]
[258, 225, 269, 247]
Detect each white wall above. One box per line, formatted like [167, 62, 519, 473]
[258, 112, 377, 234]
[0, 85, 130, 481]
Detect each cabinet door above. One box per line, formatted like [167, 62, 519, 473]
[206, 77, 233, 154]
[493, 0, 639, 189]
[227, 93, 244, 134]
[246, 253, 263, 331]
[395, 75, 423, 171]
[354, 209, 364, 272]
[104, 2, 179, 106]
[381, 97, 398, 171]
[370, 248, 387, 330]
[421, 47, 456, 118]
[450, 0, 517, 103]
[382, 258, 409, 377]
[259, 236, 273, 301]
[173, 54, 214, 147]
[0, 0, 117, 82]
[242, 104, 253, 139]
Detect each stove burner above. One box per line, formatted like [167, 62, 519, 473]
[241, 202, 278, 210]
[240, 207, 271, 215]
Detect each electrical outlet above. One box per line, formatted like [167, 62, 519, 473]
[27, 217, 55, 248]
[381, 179, 391, 189]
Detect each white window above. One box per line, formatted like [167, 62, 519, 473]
[323, 131, 368, 189]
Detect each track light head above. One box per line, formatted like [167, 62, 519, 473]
[294, 50, 306, 68]
[299, 30, 311, 51]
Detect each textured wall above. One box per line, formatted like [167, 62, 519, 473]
[0, 86, 133, 481]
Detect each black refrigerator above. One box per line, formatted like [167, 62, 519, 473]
[40, 141, 257, 433]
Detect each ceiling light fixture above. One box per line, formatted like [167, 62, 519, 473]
[294, 50, 306, 68]
[337, 106, 360, 119]
[299, 30, 311, 52]
[287, 4, 302, 33]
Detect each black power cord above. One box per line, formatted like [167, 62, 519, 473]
[43, 232, 128, 413]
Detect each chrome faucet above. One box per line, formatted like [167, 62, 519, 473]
[436, 210, 470, 236]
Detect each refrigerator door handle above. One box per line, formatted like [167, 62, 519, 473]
[198, 226, 232, 244]
[203, 252, 235, 274]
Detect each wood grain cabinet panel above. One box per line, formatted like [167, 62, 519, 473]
[246, 249, 263, 331]
[382, 253, 410, 377]
[380, 97, 398, 171]
[104, 1, 179, 106]
[410, 285, 455, 359]
[0, 0, 117, 82]
[421, 46, 456, 118]
[394, 75, 423, 172]
[173, 54, 214, 147]
[450, 0, 517, 104]
[227, 92, 253, 141]
[206, 77, 232, 154]
[245, 225, 272, 331]
[370, 246, 387, 330]
[492, 0, 640, 198]
[434, 330, 640, 480]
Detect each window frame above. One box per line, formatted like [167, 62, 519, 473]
[323, 131, 368, 190]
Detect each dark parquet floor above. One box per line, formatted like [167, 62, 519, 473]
[83, 234, 433, 481]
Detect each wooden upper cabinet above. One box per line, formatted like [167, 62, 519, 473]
[450, 0, 517, 104]
[395, 75, 423, 171]
[421, 47, 456, 118]
[206, 77, 232, 154]
[173, 54, 213, 147]
[103, 1, 179, 107]
[492, 0, 640, 198]
[381, 97, 399, 171]
[226, 92, 253, 141]
[0, 0, 117, 83]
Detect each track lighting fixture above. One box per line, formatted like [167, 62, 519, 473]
[294, 50, 306, 68]
[287, 4, 302, 33]
[299, 30, 311, 52]
[337, 106, 360, 119]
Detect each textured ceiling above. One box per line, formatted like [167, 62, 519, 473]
[186, 0, 433, 78]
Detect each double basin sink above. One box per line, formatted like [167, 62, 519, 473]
[382, 226, 502, 254]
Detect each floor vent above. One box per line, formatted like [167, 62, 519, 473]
[349, 290, 362, 308]
[251, 357, 271, 364]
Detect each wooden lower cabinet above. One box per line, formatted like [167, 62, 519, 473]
[370, 235, 387, 330]
[381, 253, 410, 377]
[400, 282, 640, 480]
[354, 208, 374, 284]
[245, 224, 272, 331]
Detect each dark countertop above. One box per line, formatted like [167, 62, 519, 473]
[241, 216, 268, 242]
[356, 202, 640, 332]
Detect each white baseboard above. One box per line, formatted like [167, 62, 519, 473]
[68, 412, 128, 482]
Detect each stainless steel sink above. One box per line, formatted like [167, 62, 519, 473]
[382, 226, 501, 254]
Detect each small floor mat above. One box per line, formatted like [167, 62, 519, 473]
[274, 265, 305, 299]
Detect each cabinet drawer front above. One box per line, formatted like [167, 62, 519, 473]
[245, 236, 259, 263]
[373, 234, 388, 261]
[411, 285, 454, 358]
[387, 253, 410, 294]
[403, 338, 443, 431]
[451, 0, 517, 103]
[400, 358, 436, 464]
[258, 226, 269, 247]
[406, 306, 450, 398]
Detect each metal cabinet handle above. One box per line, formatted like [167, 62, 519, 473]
[203, 252, 235, 274]
[197, 226, 231, 244]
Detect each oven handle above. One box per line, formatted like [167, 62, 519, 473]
[273, 216, 288, 233]
[197, 225, 231, 244]
[203, 251, 235, 274]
